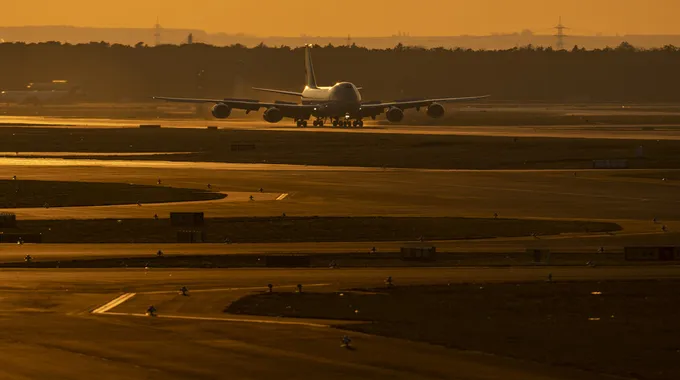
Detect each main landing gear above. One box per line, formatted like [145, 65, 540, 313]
[332, 119, 364, 128]
[296, 118, 363, 128]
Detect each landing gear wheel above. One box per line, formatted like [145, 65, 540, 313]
[296, 120, 302, 127]
[319, 121, 324, 127]
[357, 120, 364, 127]
[313, 120, 319, 127]
[332, 120, 338, 127]
[301, 120, 308, 128]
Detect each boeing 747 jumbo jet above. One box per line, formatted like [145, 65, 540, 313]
[154, 45, 489, 127]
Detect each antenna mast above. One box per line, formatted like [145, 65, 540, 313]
[154, 17, 162, 46]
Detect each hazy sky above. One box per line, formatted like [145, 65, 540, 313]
[2, 0, 678, 36]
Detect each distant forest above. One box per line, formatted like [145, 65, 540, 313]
[0, 42, 678, 102]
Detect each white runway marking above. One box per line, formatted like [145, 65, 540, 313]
[102, 312, 333, 328]
[91, 284, 335, 327]
[91, 292, 136, 314]
[140, 283, 331, 295]
[275, 193, 289, 201]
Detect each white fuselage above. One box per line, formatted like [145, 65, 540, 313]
[301, 82, 363, 118]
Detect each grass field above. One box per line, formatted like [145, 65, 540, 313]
[0, 180, 224, 208]
[0, 216, 620, 243]
[1, 127, 680, 170]
[228, 280, 680, 380]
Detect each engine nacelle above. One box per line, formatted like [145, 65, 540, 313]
[426, 103, 445, 119]
[263, 107, 283, 123]
[211, 103, 232, 119]
[386, 107, 404, 123]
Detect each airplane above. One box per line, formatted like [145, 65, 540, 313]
[154, 45, 489, 128]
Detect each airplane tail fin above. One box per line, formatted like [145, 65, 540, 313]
[305, 45, 318, 89]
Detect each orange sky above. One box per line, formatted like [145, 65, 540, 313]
[2, 0, 677, 36]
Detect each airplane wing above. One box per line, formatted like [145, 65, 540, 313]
[252, 88, 304, 97]
[153, 96, 316, 118]
[362, 95, 490, 112]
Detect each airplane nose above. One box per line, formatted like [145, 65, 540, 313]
[330, 87, 359, 102]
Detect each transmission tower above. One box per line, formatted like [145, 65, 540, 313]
[553, 17, 569, 50]
[154, 17, 162, 46]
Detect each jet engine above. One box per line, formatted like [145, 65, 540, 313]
[211, 103, 232, 119]
[386, 107, 404, 123]
[426, 103, 445, 119]
[263, 107, 283, 123]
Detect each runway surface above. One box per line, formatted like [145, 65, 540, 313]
[2, 161, 679, 220]
[4, 115, 680, 140]
[0, 266, 676, 379]
[1, 115, 679, 378]
[0, 155, 678, 260]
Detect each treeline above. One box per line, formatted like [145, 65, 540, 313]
[0, 41, 678, 102]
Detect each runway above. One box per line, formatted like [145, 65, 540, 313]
[4, 115, 680, 140]
[1, 114, 679, 379]
[0, 266, 676, 379]
[0, 153, 678, 260]
[2, 161, 678, 220]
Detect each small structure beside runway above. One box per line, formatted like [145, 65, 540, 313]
[170, 212, 205, 227]
[527, 248, 551, 264]
[0, 213, 16, 228]
[400, 245, 437, 261]
[624, 246, 680, 261]
[176, 230, 206, 243]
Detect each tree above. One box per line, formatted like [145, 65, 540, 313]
[616, 41, 636, 52]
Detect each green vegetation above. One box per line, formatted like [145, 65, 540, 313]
[228, 281, 680, 380]
[0, 180, 224, 208]
[0, 42, 679, 102]
[2, 216, 620, 243]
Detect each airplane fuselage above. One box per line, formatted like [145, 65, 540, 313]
[301, 82, 362, 118]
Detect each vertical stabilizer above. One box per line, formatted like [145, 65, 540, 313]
[305, 45, 318, 89]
